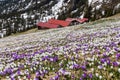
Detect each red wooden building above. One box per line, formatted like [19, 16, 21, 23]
[77, 18, 88, 23]
[48, 19, 71, 27]
[65, 18, 88, 25]
[37, 22, 60, 29]
[37, 18, 88, 29]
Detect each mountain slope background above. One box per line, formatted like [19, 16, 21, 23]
[0, 0, 120, 38]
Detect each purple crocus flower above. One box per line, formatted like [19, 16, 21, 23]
[71, 56, 74, 61]
[17, 70, 21, 75]
[112, 62, 119, 67]
[39, 50, 45, 53]
[76, 54, 79, 59]
[43, 70, 48, 74]
[81, 65, 86, 71]
[34, 77, 40, 80]
[5, 68, 13, 74]
[106, 58, 111, 65]
[10, 78, 15, 80]
[27, 74, 31, 79]
[0, 72, 6, 76]
[100, 58, 106, 63]
[105, 47, 110, 52]
[75, 48, 80, 53]
[53, 56, 58, 62]
[103, 53, 108, 58]
[80, 77, 83, 80]
[41, 72, 45, 77]
[54, 75, 59, 80]
[82, 73, 87, 78]
[116, 53, 120, 60]
[114, 48, 120, 52]
[18, 64, 24, 69]
[71, 74, 75, 79]
[36, 71, 40, 77]
[98, 65, 103, 69]
[10, 74, 15, 80]
[34, 51, 39, 54]
[89, 73, 93, 78]
[110, 42, 116, 47]
[50, 78, 54, 80]
[73, 63, 80, 69]
[42, 57, 45, 61]
[45, 56, 49, 60]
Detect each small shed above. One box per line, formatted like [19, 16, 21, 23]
[37, 22, 60, 29]
[65, 18, 79, 25]
[65, 18, 88, 25]
[77, 18, 88, 23]
[48, 19, 71, 27]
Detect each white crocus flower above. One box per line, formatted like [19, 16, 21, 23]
[118, 68, 120, 73]
[24, 65, 27, 68]
[69, 65, 74, 69]
[99, 75, 102, 79]
[95, 73, 99, 77]
[111, 66, 113, 69]
[103, 67, 106, 70]
[30, 68, 33, 71]
[64, 71, 71, 75]
[18, 76, 21, 79]
[6, 76, 9, 79]
[23, 76, 27, 79]
[52, 68, 55, 70]
[34, 67, 36, 70]
[110, 73, 113, 77]
[91, 68, 94, 72]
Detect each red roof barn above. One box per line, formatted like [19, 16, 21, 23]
[37, 22, 60, 29]
[65, 18, 76, 22]
[77, 18, 88, 23]
[65, 18, 88, 25]
[48, 19, 71, 27]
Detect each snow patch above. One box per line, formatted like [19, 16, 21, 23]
[52, 0, 64, 15]
[25, 0, 33, 9]
[96, 4, 102, 10]
[21, 13, 28, 19]
[102, 10, 105, 15]
[80, 12, 85, 18]
[88, 0, 103, 6]
[71, 9, 78, 14]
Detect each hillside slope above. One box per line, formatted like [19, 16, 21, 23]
[0, 14, 120, 80]
[0, 0, 120, 38]
[0, 13, 120, 52]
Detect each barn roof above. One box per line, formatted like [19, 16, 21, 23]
[65, 18, 88, 23]
[77, 18, 88, 23]
[48, 19, 71, 27]
[65, 18, 76, 22]
[37, 22, 59, 29]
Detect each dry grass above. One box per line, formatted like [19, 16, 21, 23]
[10, 28, 38, 36]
